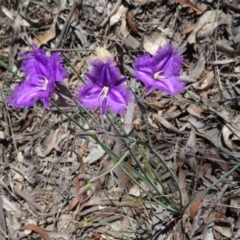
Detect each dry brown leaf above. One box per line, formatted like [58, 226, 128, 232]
[178, 168, 189, 205]
[181, 23, 197, 34]
[84, 142, 105, 164]
[189, 52, 206, 80]
[184, 127, 197, 169]
[154, 113, 187, 135]
[126, 11, 138, 34]
[66, 152, 88, 212]
[109, 5, 128, 27]
[187, 11, 226, 44]
[186, 104, 203, 118]
[13, 111, 38, 132]
[19, 224, 51, 240]
[77, 143, 89, 153]
[93, 233, 102, 240]
[176, 0, 203, 13]
[222, 125, 238, 151]
[33, 17, 57, 47]
[35, 129, 64, 157]
[189, 190, 203, 220]
[117, 19, 140, 49]
[188, 116, 222, 149]
[197, 71, 214, 90]
[213, 216, 233, 238]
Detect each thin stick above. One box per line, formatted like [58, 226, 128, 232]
[55, 0, 82, 48]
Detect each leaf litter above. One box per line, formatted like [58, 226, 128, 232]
[1, 0, 240, 239]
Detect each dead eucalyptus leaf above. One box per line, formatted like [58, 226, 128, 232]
[189, 190, 203, 220]
[33, 17, 57, 47]
[117, 18, 140, 49]
[187, 11, 226, 44]
[19, 224, 51, 240]
[154, 113, 187, 135]
[126, 11, 138, 34]
[35, 129, 65, 157]
[186, 104, 203, 118]
[83, 142, 105, 164]
[197, 71, 214, 90]
[222, 125, 238, 151]
[176, 0, 203, 13]
[109, 5, 128, 27]
[125, 0, 150, 7]
[188, 116, 222, 149]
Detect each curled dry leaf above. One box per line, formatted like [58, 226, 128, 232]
[33, 17, 57, 47]
[35, 129, 65, 157]
[222, 125, 238, 151]
[19, 224, 51, 240]
[154, 113, 187, 135]
[13, 111, 38, 132]
[187, 11, 227, 44]
[197, 71, 214, 90]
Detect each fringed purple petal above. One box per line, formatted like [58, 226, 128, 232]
[78, 82, 102, 110]
[7, 45, 68, 109]
[87, 59, 124, 87]
[7, 81, 53, 109]
[133, 43, 185, 96]
[134, 53, 155, 89]
[152, 44, 174, 73]
[153, 44, 183, 76]
[49, 53, 68, 82]
[79, 58, 131, 114]
[21, 45, 51, 82]
[107, 86, 132, 114]
[153, 76, 185, 96]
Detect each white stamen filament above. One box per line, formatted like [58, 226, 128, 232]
[36, 76, 49, 91]
[153, 70, 165, 81]
[98, 86, 109, 101]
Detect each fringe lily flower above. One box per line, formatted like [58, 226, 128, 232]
[134, 43, 185, 95]
[7, 45, 67, 109]
[78, 59, 132, 115]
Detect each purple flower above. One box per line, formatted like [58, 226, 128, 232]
[134, 43, 185, 95]
[7, 45, 68, 109]
[78, 59, 132, 115]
